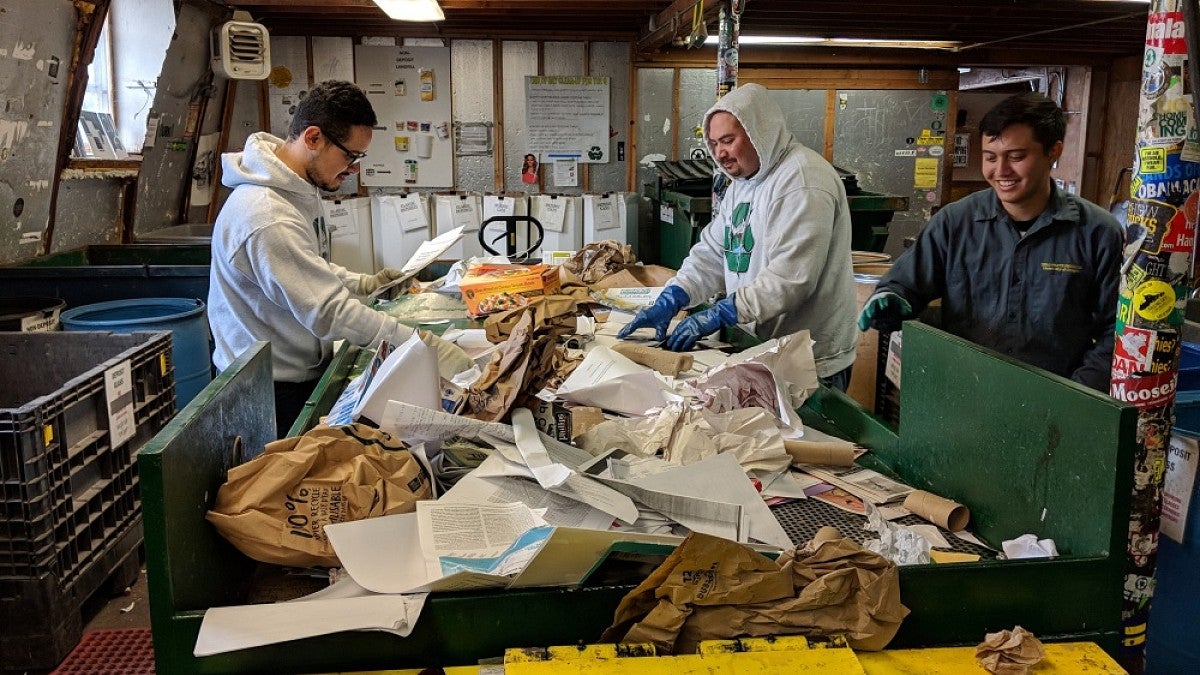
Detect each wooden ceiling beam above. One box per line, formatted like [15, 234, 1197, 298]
[636, 0, 720, 54]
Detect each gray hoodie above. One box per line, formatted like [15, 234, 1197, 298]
[669, 83, 858, 377]
[207, 132, 413, 381]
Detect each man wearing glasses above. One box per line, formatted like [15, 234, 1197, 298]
[208, 80, 469, 437]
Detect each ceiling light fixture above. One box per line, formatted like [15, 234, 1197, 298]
[372, 0, 445, 22]
[704, 35, 961, 50]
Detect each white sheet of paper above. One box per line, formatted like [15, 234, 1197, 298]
[501, 409, 639, 524]
[556, 345, 680, 416]
[554, 158, 578, 187]
[908, 523, 952, 549]
[759, 468, 811, 500]
[511, 408, 572, 488]
[380, 399, 514, 445]
[610, 452, 792, 548]
[368, 225, 466, 300]
[353, 333, 440, 424]
[327, 512, 494, 594]
[441, 458, 616, 531]
[193, 586, 427, 657]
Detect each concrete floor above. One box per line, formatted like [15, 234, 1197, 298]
[81, 562, 153, 632]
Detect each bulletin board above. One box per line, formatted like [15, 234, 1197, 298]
[355, 45, 454, 188]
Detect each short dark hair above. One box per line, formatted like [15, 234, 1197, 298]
[288, 80, 377, 142]
[979, 93, 1065, 153]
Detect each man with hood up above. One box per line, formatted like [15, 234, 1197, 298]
[618, 83, 858, 389]
[208, 80, 469, 437]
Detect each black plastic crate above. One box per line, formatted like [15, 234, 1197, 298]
[0, 331, 174, 670]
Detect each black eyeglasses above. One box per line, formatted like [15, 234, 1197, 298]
[321, 129, 367, 165]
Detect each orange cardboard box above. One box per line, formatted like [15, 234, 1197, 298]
[459, 263, 562, 316]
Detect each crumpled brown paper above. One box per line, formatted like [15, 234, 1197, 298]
[484, 294, 577, 343]
[206, 424, 432, 567]
[590, 264, 678, 290]
[563, 240, 636, 283]
[462, 309, 580, 422]
[975, 626, 1046, 675]
[602, 532, 908, 655]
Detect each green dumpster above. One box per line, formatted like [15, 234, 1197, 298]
[138, 323, 1133, 673]
[0, 244, 211, 307]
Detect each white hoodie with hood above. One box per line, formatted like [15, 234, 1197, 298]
[208, 132, 414, 381]
[669, 84, 858, 378]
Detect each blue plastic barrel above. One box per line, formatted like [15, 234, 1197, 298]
[60, 297, 211, 407]
[1146, 427, 1200, 674]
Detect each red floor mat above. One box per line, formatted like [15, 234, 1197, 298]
[50, 628, 155, 675]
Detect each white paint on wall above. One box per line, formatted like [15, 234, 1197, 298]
[37, 120, 52, 127]
[26, 179, 50, 190]
[12, 42, 35, 60]
[0, 120, 30, 149]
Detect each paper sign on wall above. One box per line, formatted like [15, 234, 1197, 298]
[525, 76, 610, 164]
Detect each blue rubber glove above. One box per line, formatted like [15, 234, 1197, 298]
[664, 296, 739, 352]
[857, 291, 913, 332]
[617, 285, 692, 341]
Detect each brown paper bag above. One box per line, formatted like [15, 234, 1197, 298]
[603, 533, 908, 654]
[206, 424, 432, 567]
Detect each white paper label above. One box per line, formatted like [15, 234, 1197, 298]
[20, 308, 60, 332]
[104, 360, 136, 448]
[591, 195, 617, 231]
[451, 199, 480, 232]
[396, 196, 429, 233]
[1163, 434, 1199, 543]
[884, 331, 902, 388]
[536, 198, 567, 233]
[660, 204, 675, 223]
[485, 195, 516, 218]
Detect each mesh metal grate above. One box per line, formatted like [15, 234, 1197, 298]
[771, 498, 997, 558]
[50, 628, 155, 675]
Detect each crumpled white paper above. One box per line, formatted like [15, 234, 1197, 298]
[1000, 534, 1058, 560]
[862, 505, 931, 565]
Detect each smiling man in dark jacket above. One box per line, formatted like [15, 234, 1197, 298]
[857, 92, 1123, 391]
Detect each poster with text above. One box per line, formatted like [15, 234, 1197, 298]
[525, 76, 610, 163]
[355, 45, 454, 188]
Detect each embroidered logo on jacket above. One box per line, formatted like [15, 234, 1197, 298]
[723, 202, 754, 273]
[1040, 262, 1082, 273]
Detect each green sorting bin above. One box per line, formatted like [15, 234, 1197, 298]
[847, 191, 909, 252]
[658, 189, 711, 270]
[138, 324, 1134, 673]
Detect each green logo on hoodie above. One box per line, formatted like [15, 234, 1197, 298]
[723, 202, 754, 273]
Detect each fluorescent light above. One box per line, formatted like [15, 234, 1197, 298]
[703, 35, 961, 50]
[373, 0, 445, 22]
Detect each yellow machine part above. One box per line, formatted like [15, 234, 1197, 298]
[337, 638, 1125, 674]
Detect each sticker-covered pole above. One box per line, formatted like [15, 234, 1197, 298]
[715, 1, 741, 99]
[1114, 0, 1199, 668]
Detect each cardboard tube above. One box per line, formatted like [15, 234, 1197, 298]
[782, 439, 856, 467]
[903, 489, 970, 531]
[611, 342, 694, 377]
[812, 526, 842, 547]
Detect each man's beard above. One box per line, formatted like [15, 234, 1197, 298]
[306, 167, 342, 192]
